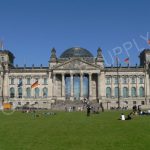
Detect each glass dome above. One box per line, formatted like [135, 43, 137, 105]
[60, 47, 93, 58]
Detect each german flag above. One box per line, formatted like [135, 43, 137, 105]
[124, 58, 129, 64]
[31, 80, 39, 88]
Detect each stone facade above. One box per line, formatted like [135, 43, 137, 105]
[0, 48, 150, 110]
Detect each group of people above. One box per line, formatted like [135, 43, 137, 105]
[119, 104, 150, 120]
[132, 105, 150, 115]
[86, 103, 104, 116]
[120, 113, 132, 121]
[119, 105, 138, 120]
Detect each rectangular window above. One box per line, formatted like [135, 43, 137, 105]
[27, 78, 30, 85]
[44, 78, 48, 85]
[1, 56, 4, 62]
[18, 78, 22, 84]
[123, 77, 127, 84]
[133, 101, 136, 105]
[139, 77, 144, 84]
[141, 101, 145, 105]
[10, 78, 14, 85]
[106, 77, 111, 85]
[132, 77, 136, 84]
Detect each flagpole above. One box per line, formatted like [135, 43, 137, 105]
[0, 40, 4, 50]
[116, 57, 120, 108]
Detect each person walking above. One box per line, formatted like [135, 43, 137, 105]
[87, 104, 91, 116]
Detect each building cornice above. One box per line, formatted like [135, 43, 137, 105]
[104, 67, 144, 72]
[10, 67, 49, 73]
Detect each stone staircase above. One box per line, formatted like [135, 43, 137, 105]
[51, 100, 101, 112]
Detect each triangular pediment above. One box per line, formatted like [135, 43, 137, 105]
[52, 58, 101, 70]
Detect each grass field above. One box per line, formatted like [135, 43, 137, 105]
[0, 110, 150, 150]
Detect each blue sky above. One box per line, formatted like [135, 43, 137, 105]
[0, 0, 150, 67]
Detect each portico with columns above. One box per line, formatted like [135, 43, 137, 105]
[51, 71, 101, 101]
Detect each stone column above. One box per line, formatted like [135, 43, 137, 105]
[136, 76, 140, 97]
[98, 73, 101, 99]
[128, 76, 131, 97]
[136, 76, 138, 97]
[99, 72, 105, 99]
[62, 73, 65, 97]
[49, 73, 53, 98]
[89, 73, 92, 99]
[119, 76, 122, 98]
[70, 74, 74, 99]
[146, 74, 149, 96]
[52, 74, 56, 97]
[22, 78, 25, 98]
[111, 76, 114, 97]
[3, 72, 9, 100]
[15, 77, 18, 98]
[148, 74, 150, 104]
[80, 73, 83, 99]
[145, 74, 149, 104]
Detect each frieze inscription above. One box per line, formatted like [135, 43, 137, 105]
[58, 60, 96, 70]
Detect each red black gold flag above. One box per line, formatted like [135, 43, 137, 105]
[124, 58, 129, 64]
[31, 80, 38, 88]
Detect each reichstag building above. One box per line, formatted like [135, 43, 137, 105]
[0, 47, 150, 109]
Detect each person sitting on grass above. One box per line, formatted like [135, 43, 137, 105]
[119, 113, 125, 120]
[119, 113, 132, 121]
[125, 114, 132, 120]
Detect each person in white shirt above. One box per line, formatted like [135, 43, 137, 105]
[121, 113, 125, 120]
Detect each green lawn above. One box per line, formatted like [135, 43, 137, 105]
[0, 110, 150, 150]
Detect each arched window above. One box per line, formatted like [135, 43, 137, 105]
[106, 87, 111, 98]
[43, 87, 48, 97]
[114, 77, 118, 84]
[139, 87, 144, 97]
[114, 87, 118, 98]
[131, 87, 136, 97]
[123, 87, 128, 98]
[18, 87, 22, 98]
[10, 87, 15, 98]
[35, 88, 40, 98]
[26, 88, 31, 98]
